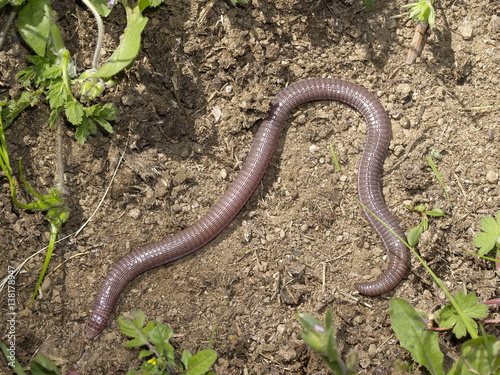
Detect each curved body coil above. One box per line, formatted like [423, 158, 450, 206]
[86, 78, 409, 339]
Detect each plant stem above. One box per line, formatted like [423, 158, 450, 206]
[408, 247, 478, 339]
[56, 120, 66, 194]
[81, 0, 104, 70]
[358, 199, 479, 339]
[0, 10, 17, 50]
[49, 14, 65, 52]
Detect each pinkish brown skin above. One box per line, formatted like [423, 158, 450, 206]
[86, 78, 409, 340]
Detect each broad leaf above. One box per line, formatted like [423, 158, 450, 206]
[93, 9, 148, 77]
[184, 350, 218, 375]
[18, 0, 51, 56]
[389, 297, 444, 375]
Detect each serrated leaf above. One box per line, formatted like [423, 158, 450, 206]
[48, 107, 63, 127]
[43, 64, 63, 79]
[65, 100, 84, 125]
[184, 349, 217, 375]
[46, 80, 70, 108]
[389, 297, 444, 375]
[97, 102, 117, 120]
[473, 211, 500, 255]
[436, 291, 489, 339]
[18, 0, 52, 57]
[119, 311, 146, 334]
[91, 115, 112, 133]
[93, 10, 148, 78]
[75, 117, 96, 144]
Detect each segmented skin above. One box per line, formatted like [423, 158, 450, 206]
[86, 78, 409, 339]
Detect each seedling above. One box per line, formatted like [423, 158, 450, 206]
[329, 143, 342, 172]
[0, 104, 70, 303]
[426, 155, 452, 206]
[119, 311, 217, 375]
[297, 310, 357, 375]
[403, 0, 436, 29]
[405, 203, 445, 247]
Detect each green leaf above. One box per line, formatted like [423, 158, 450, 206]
[426, 208, 445, 217]
[139, 0, 165, 9]
[138, 349, 154, 359]
[363, 0, 375, 12]
[30, 355, 61, 375]
[46, 80, 70, 108]
[389, 297, 444, 375]
[436, 291, 489, 339]
[18, 0, 52, 56]
[403, 0, 436, 29]
[448, 335, 500, 374]
[181, 349, 193, 370]
[75, 117, 96, 143]
[43, 64, 63, 79]
[184, 350, 217, 375]
[88, 0, 114, 17]
[48, 107, 63, 127]
[93, 9, 148, 78]
[0, 341, 26, 375]
[96, 102, 117, 120]
[148, 323, 175, 360]
[407, 223, 424, 247]
[119, 311, 147, 334]
[473, 211, 500, 256]
[65, 100, 84, 125]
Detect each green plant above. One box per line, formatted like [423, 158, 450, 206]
[473, 210, 500, 257]
[0, 101, 70, 303]
[426, 155, 451, 206]
[226, 0, 248, 6]
[119, 311, 217, 375]
[403, 0, 436, 29]
[390, 298, 498, 375]
[1, 340, 66, 375]
[0, 0, 164, 302]
[297, 310, 357, 375]
[362, 0, 376, 11]
[1, 0, 164, 143]
[357, 201, 499, 374]
[405, 203, 445, 247]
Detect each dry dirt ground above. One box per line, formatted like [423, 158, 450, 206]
[0, 0, 499, 374]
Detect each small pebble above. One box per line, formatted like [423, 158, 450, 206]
[458, 19, 474, 40]
[300, 224, 308, 232]
[486, 170, 499, 184]
[129, 208, 141, 219]
[192, 143, 202, 154]
[396, 83, 412, 97]
[309, 144, 319, 153]
[220, 168, 227, 179]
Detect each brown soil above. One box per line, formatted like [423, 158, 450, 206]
[0, 0, 499, 374]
